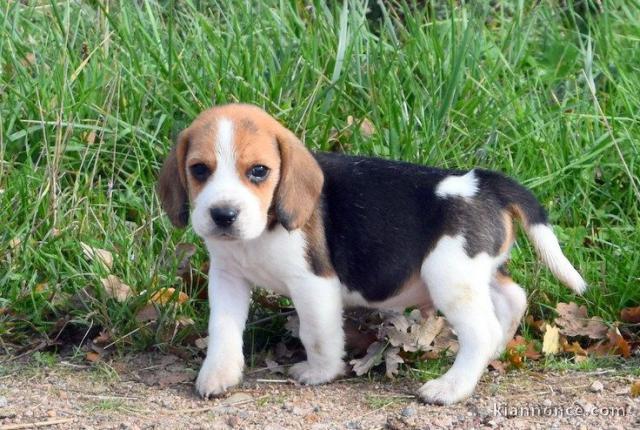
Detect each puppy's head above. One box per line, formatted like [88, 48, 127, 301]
[157, 104, 323, 241]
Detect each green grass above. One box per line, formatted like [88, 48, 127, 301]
[1, 0, 639, 358]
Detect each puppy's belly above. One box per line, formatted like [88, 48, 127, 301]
[342, 278, 434, 315]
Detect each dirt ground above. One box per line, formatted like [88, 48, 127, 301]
[0, 353, 638, 430]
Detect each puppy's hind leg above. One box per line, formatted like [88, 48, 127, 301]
[418, 236, 503, 405]
[490, 271, 527, 355]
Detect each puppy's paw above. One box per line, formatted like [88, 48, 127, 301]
[195, 358, 243, 399]
[289, 360, 345, 385]
[417, 376, 474, 405]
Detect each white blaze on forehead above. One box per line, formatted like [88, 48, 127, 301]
[215, 117, 235, 168]
[435, 170, 478, 199]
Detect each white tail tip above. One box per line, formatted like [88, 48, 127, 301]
[527, 224, 587, 294]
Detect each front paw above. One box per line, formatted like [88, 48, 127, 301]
[289, 360, 345, 385]
[195, 358, 244, 399]
[417, 376, 474, 405]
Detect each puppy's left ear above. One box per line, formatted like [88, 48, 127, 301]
[157, 129, 190, 228]
[274, 126, 324, 231]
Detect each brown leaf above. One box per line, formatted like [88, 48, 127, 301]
[350, 341, 385, 376]
[85, 351, 100, 363]
[525, 315, 546, 333]
[555, 302, 609, 339]
[101, 275, 133, 302]
[150, 287, 188, 305]
[488, 359, 507, 374]
[621, 306, 640, 324]
[81, 242, 114, 270]
[588, 327, 631, 358]
[413, 316, 445, 350]
[347, 115, 376, 138]
[135, 303, 158, 322]
[265, 358, 285, 375]
[384, 347, 404, 378]
[560, 337, 588, 356]
[275, 342, 295, 359]
[430, 324, 459, 355]
[175, 316, 195, 327]
[284, 315, 300, 338]
[542, 324, 560, 355]
[506, 336, 541, 368]
[93, 330, 112, 345]
[194, 337, 208, 350]
[631, 381, 640, 398]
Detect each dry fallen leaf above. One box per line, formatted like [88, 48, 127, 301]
[9, 237, 21, 249]
[176, 316, 195, 327]
[135, 303, 158, 322]
[346, 115, 376, 138]
[285, 315, 300, 338]
[150, 287, 189, 305]
[194, 337, 208, 350]
[101, 275, 133, 302]
[588, 327, 631, 358]
[560, 337, 588, 357]
[265, 358, 285, 375]
[81, 242, 113, 270]
[384, 347, 404, 378]
[506, 336, 541, 368]
[620, 306, 640, 324]
[555, 302, 609, 340]
[488, 359, 507, 374]
[350, 341, 385, 376]
[85, 351, 100, 363]
[542, 324, 560, 355]
[631, 381, 640, 398]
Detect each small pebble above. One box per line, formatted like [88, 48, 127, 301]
[0, 396, 7, 408]
[47, 410, 57, 417]
[400, 406, 416, 418]
[590, 381, 604, 393]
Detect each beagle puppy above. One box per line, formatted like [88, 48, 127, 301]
[157, 103, 586, 405]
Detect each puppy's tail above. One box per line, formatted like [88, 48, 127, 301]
[483, 171, 587, 294]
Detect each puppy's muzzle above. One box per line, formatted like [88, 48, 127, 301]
[210, 206, 239, 228]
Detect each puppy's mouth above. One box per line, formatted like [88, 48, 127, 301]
[209, 228, 241, 241]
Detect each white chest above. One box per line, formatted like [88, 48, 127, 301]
[205, 226, 310, 295]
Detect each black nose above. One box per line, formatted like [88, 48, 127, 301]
[210, 206, 239, 228]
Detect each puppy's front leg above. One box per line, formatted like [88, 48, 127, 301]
[196, 266, 251, 398]
[288, 277, 346, 384]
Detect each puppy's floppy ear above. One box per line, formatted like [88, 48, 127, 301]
[274, 125, 324, 231]
[157, 129, 191, 227]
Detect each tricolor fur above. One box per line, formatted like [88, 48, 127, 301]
[158, 103, 586, 405]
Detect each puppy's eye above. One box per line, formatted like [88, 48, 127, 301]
[189, 163, 211, 182]
[247, 164, 270, 183]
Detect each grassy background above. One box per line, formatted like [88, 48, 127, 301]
[1, 0, 639, 355]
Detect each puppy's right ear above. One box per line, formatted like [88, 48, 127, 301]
[157, 129, 190, 228]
